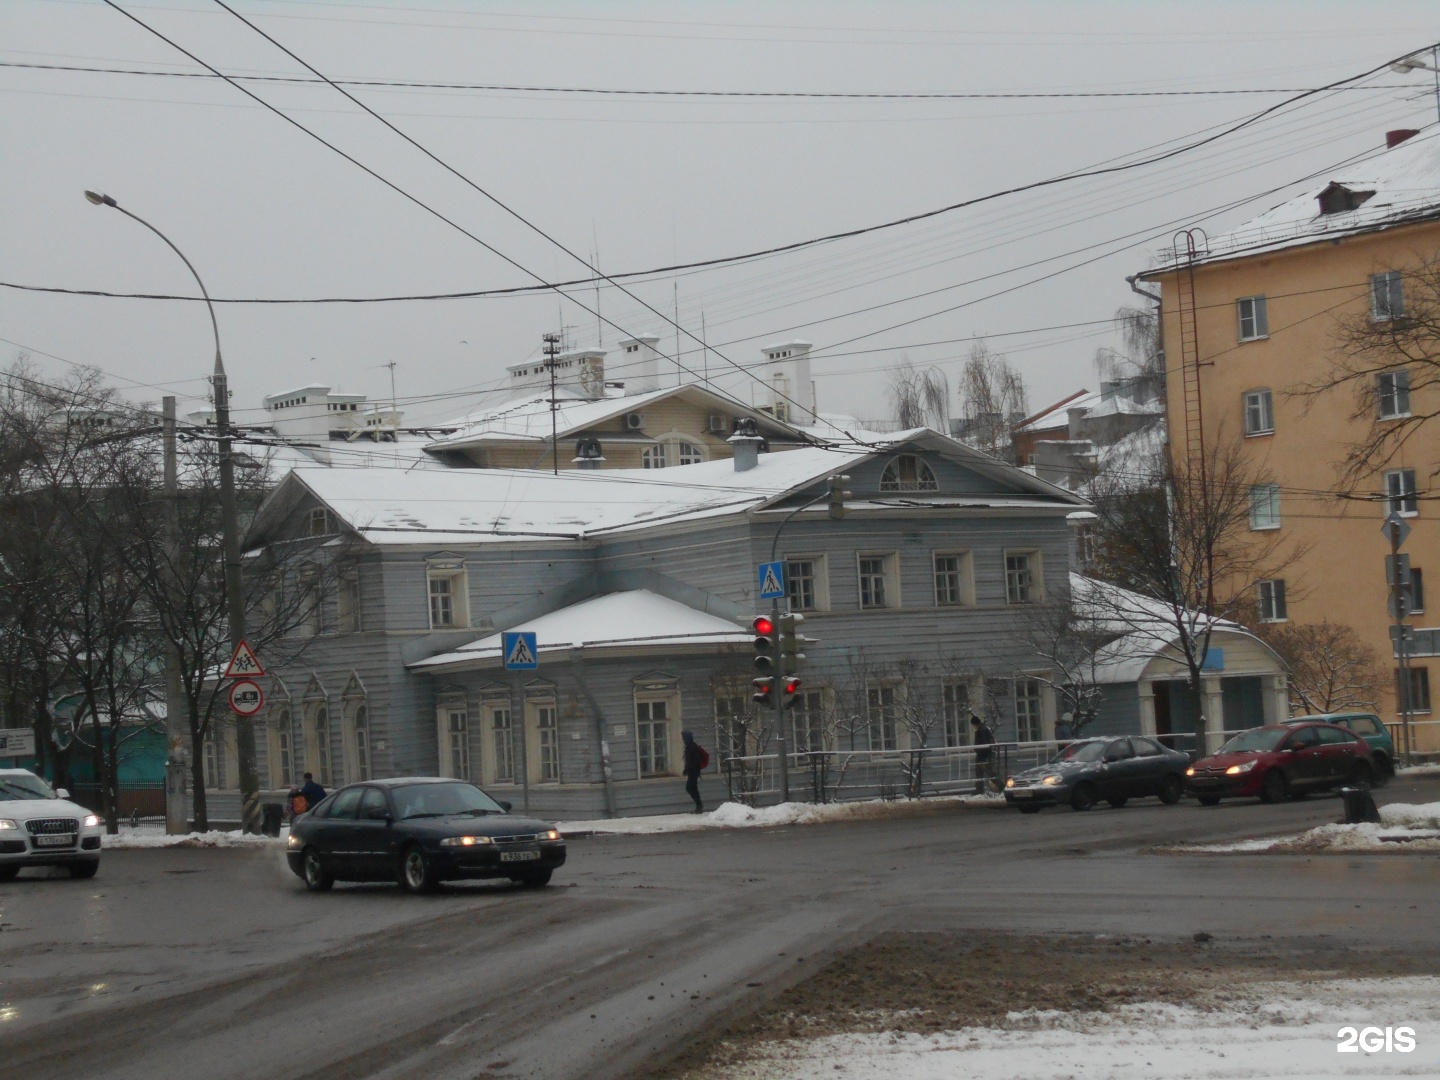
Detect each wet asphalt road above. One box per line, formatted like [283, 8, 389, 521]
[2, 778, 1438, 1080]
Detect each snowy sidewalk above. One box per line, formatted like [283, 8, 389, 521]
[1177, 800, 1440, 854]
[696, 976, 1440, 1079]
[556, 795, 1004, 836]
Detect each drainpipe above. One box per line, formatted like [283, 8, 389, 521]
[569, 646, 617, 819]
[1126, 274, 1161, 304]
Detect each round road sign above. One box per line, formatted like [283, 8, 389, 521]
[228, 679, 265, 716]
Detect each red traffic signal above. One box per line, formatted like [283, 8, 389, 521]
[752, 677, 774, 706]
[781, 676, 802, 707]
[752, 615, 775, 637]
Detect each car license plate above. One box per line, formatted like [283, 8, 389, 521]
[35, 834, 73, 847]
[499, 850, 540, 862]
[1011, 790, 1036, 798]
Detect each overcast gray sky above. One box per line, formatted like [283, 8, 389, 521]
[3, 1, 1438, 431]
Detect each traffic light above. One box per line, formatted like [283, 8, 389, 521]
[753, 614, 775, 675]
[752, 677, 774, 707]
[827, 474, 853, 520]
[777, 611, 805, 675]
[781, 676, 803, 708]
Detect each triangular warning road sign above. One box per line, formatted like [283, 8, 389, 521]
[506, 635, 537, 668]
[223, 640, 265, 679]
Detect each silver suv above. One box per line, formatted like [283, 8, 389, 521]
[0, 769, 104, 880]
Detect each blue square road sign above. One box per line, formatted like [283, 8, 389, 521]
[503, 631, 539, 670]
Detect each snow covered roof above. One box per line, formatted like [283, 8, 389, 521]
[409, 590, 751, 671]
[251, 429, 1084, 548]
[1014, 390, 1098, 434]
[1146, 126, 1440, 271]
[426, 383, 807, 452]
[1069, 574, 1279, 685]
[1086, 393, 1162, 419]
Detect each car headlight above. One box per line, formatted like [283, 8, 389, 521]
[439, 835, 494, 847]
[286, 833, 303, 849]
[1004, 778, 1015, 788]
[1224, 761, 1257, 776]
[83, 814, 101, 828]
[1185, 767, 1195, 777]
[542, 828, 561, 841]
[0, 819, 16, 831]
[1041, 774, 1064, 786]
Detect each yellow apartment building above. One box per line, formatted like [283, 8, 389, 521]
[1141, 127, 1440, 756]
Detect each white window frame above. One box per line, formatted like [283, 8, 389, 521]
[482, 696, 515, 785]
[1237, 295, 1269, 341]
[634, 685, 680, 778]
[267, 706, 293, 790]
[785, 554, 829, 612]
[426, 562, 469, 629]
[1400, 666, 1432, 714]
[1386, 468, 1418, 516]
[1257, 579, 1288, 623]
[1014, 678, 1044, 743]
[306, 701, 332, 786]
[1371, 270, 1404, 322]
[1243, 388, 1274, 436]
[336, 566, 361, 634]
[942, 681, 971, 747]
[308, 507, 332, 537]
[879, 454, 939, 493]
[1410, 567, 1425, 614]
[865, 682, 901, 751]
[343, 702, 371, 783]
[1377, 370, 1412, 420]
[857, 552, 899, 610]
[642, 436, 707, 469]
[1005, 550, 1043, 605]
[933, 551, 974, 607]
[1249, 483, 1281, 530]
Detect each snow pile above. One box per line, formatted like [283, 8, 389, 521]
[701, 977, 1440, 1080]
[104, 827, 286, 850]
[1180, 802, 1440, 854]
[560, 795, 1000, 836]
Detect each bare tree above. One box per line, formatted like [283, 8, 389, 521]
[711, 672, 769, 806]
[887, 357, 951, 431]
[1001, 591, 1120, 739]
[1094, 303, 1164, 403]
[1258, 620, 1387, 714]
[1087, 437, 1303, 751]
[1302, 255, 1440, 483]
[955, 340, 1028, 461]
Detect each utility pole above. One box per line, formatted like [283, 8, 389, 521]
[543, 332, 562, 475]
[84, 190, 260, 833]
[1386, 515, 1414, 761]
[162, 397, 188, 834]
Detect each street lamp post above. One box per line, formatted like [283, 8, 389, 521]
[1389, 48, 1440, 124]
[84, 191, 261, 834]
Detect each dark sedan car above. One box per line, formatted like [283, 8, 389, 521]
[286, 777, 566, 893]
[1185, 721, 1373, 805]
[1004, 735, 1189, 813]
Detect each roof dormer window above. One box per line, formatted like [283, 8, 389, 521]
[1316, 183, 1375, 216]
[880, 454, 938, 493]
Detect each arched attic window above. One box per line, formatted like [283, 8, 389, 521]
[642, 438, 706, 469]
[880, 454, 938, 492]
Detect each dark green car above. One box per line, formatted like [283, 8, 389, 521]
[1282, 713, 1395, 784]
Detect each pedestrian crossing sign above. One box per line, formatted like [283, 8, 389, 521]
[758, 560, 785, 600]
[503, 631, 539, 670]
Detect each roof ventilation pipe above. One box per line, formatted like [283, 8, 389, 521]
[572, 437, 605, 470]
[728, 418, 764, 472]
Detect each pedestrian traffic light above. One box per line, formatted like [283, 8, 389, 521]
[777, 611, 805, 675]
[827, 474, 853, 521]
[781, 676, 803, 708]
[753, 614, 775, 674]
[752, 676, 774, 706]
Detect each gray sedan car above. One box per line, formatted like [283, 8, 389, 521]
[1004, 735, 1190, 813]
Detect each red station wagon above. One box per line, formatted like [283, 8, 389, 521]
[1184, 721, 1374, 806]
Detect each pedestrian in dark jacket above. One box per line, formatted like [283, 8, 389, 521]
[297, 772, 326, 814]
[970, 714, 996, 788]
[681, 730, 707, 814]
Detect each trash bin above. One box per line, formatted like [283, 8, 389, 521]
[1340, 786, 1381, 824]
[261, 802, 285, 837]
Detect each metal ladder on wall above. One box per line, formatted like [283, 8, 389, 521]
[1171, 229, 1210, 473]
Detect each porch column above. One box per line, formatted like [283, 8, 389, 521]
[1262, 673, 1290, 725]
[1200, 674, 1225, 754]
[1137, 681, 1157, 738]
